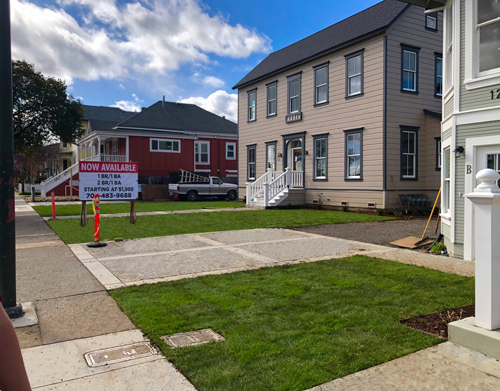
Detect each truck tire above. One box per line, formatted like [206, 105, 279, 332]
[187, 190, 198, 201]
[227, 190, 237, 201]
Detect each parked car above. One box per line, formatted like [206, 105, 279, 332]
[169, 173, 238, 201]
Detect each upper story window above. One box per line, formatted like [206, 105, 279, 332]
[248, 89, 256, 122]
[435, 137, 441, 171]
[465, 1, 500, 89]
[477, 1, 500, 75]
[444, 2, 453, 92]
[62, 142, 68, 148]
[226, 142, 236, 160]
[151, 138, 180, 153]
[266, 82, 277, 117]
[401, 45, 420, 93]
[313, 63, 329, 105]
[425, 13, 438, 32]
[345, 50, 363, 98]
[435, 54, 443, 97]
[287, 73, 301, 114]
[195, 141, 210, 164]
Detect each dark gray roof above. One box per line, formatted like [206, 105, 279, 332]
[233, 0, 409, 89]
[83, 105, 136, 123]
[117, 101, 237, 135]
[87, 119, 123, 132]
[400, 0, 445, 8]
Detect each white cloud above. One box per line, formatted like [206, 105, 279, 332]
[111, 93, 144, 112]
[11, 0, 271, 85]
[202, 76, 225, 88]
[180, 90, 237, 123]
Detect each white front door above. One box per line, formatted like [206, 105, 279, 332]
[464, 139, 500, 261]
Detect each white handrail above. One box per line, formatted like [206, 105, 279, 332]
[246, 168, 303, 207]
[246, 169, 278, 205]
[40, 162, 80, 196]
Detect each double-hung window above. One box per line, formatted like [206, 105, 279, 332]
[401, 126, 418, 180]
[435, 138, 441, 171]
[266, 82, 277, 117]
[195, 141, 210, 164]
[314, 63, 329, 105]
[151, 138, 181, 153]
[345, 50, 363, 97]
[313, 134, 328, 180]
[401, 45, 419, 93]
[443, 147, 451, 213]
[425, 13, 438, 32]
[247, 145, 256, 181]
[226, 142, 236, 160]
[287, 73, 301, 114]
[248, 89, 256, 122]
[444, 2, 453, 91]
[266, 142, 276, 171]
[471, 1, 500, 78]
[344, 129, 363, 180]
[435, 54, 443, 97]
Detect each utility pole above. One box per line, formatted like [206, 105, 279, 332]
[0, 0, 22, 318]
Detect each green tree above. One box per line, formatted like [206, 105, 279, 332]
[12, 60, 84, 154]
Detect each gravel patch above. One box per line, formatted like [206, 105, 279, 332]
[292, 217, 439, 247]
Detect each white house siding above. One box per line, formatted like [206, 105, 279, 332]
[237, 35, 386, 208]
[384, 5, 443, 209]
[444, 97, 454, 119]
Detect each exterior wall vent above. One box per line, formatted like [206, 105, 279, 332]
[368, 203, 376, 208]
[341, 201, 348, 206]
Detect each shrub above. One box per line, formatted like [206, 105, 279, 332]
[377, 209, 384, 216]
[430, 241, 447, 254]
[342, 205, 349, 212]
[394, 211, 403, 218]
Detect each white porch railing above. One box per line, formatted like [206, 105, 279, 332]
[246, 167, 303, 207]
[40, 162, 79, 197]
[85, 154, 127, 162]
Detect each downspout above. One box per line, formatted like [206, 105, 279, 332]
[383, 34, 388, 209]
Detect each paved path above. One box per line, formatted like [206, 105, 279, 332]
[12, 195, 500, 390]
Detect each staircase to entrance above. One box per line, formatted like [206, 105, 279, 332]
[246, 168, 303, 208]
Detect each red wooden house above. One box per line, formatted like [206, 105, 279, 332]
[42, 100, 238, 196]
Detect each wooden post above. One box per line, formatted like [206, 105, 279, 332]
[130, 200, 136, 224]
[80, 201, 87, 226]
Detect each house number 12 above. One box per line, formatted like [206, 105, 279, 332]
[490, 89, 500, 100]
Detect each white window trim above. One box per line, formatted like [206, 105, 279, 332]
[465, 0, 500, 90]
[195, 141, 210, 164]
[150, 138, 181, 153]
[226, 142, 236, 160]
[435, 54, 443, 97]
[440, 137, 452, 224]
[346, 132, 362, 180]
[248, 90, 256, 122]
[443, 1, 454, 96]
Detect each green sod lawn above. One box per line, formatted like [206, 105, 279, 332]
[110, 255, 474, 391]
[33, 200, 245, 217]
[46, 209, 392, 244]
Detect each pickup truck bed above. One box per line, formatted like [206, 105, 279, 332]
[169, 176, 238, 201]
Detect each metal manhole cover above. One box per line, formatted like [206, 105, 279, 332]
[84, 342, 158, 367]
[161, 328, 225, 349]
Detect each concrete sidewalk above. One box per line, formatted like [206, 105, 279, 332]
[12, 195, 500, 390]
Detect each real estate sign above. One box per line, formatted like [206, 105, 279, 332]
[79, 162, 138, 201]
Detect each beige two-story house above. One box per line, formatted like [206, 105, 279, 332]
[233, 0, 443, 211]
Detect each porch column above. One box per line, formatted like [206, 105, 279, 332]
[126, 136, 129, 162]
[465, 168, 500, 330]
[97, 136, 101, 161]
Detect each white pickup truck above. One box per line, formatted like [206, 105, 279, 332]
[169, 176, 238, 201]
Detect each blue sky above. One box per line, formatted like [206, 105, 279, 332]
[11, 0, 381, 121]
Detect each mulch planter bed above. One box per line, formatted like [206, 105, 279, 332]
[400, 304, 474, 339]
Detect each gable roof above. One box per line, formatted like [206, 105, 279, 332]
[399, 0, 445, 8]
[232, 0, 409, 90]
[83, 105, 136, 123]
[116, 101, 237, 136]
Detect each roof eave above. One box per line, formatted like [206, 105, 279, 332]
[398, 0, 445, 8]
[232, 27, 389, 90]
